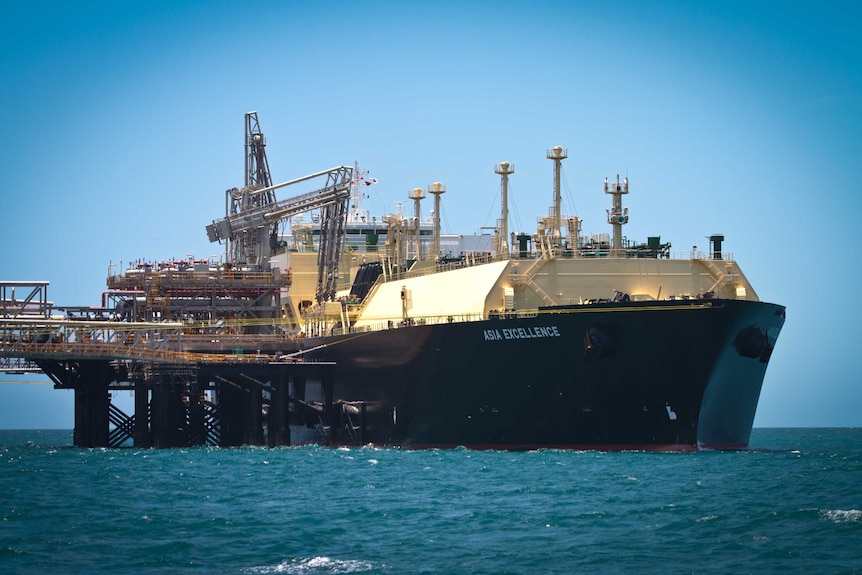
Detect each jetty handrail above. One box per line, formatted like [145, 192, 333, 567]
[0, 338, 284, 365]
[108, 269, 291, 289]
[0, 317, 292, 364]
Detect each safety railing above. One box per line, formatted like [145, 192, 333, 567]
[0, 318, 286, 365]
[107, 269, 291, 290]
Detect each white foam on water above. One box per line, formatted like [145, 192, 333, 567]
[247, 556, 375, 574]
[818, 509, 862, 523]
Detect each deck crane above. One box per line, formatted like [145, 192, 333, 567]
[206, 114, 353, 303]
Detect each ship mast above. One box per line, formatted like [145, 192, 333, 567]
[349, 161, 371, 222]
[408, 187, 425, 260]
[494, 161, 514, 258]
[605, 175, 629, 256]
[546, 146, 568, 252]
[427, 182, 446, 261]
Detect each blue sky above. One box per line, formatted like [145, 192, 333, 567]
[1, 0, 860, 428]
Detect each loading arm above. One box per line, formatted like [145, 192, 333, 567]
[206, 165, 353, 303]
[206, 166, 353, 244]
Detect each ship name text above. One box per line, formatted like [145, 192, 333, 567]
[483, 325, 561, 341]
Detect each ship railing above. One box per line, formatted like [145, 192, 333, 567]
[692, 250, 734, 261]
[509, 248, 735, 261]
[334, 313, 486, 336]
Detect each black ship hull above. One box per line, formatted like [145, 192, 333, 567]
[303, 298, 785, 450]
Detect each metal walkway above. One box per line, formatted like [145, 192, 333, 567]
[0, 318, 284, 365]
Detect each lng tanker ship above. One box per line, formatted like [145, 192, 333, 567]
[282, 184, 783, 450]
[247, 143, 784, 450]
[2, 113, 784, 450]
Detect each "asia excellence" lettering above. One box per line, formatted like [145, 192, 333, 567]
[483, 325, 561, 341]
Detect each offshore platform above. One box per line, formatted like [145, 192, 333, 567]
[0, 113, 356, 448]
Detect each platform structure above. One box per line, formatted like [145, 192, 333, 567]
[0, 113, 363, 448]
[105, 266, 291, 324]
[0, 280, 343, 448]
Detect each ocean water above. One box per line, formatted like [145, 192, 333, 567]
[1, 429, 860, 574]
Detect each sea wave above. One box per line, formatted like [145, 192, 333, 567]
[246, 556, 375, 574]
[818, 509, 862, 523]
